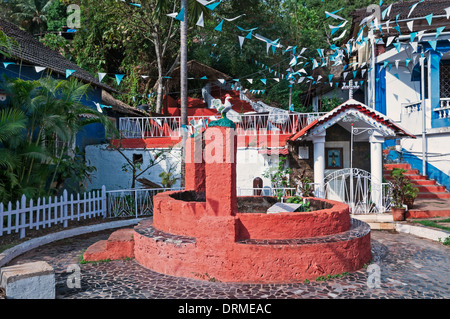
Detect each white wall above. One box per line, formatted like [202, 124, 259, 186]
[85, 144, 182, 191]
[401, 130, 450, 182]
[385, 66, 422, 122]
[85, 144, 279, 191]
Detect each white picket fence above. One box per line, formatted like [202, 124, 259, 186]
[0, 186, 107, 239]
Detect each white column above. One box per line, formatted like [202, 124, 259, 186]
[312, 133, 326, 198]
[370, 132, 385, 211]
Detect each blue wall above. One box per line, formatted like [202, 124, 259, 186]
[375, 63, 387, 115]
[0, 61, 106, 151]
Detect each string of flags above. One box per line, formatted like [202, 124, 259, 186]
[3, 0, 450, 104]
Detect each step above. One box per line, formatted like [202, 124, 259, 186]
[384, 174, 428, 180]
[83, 228, 135, 262]
[410, 180, 438, 186]
[416, 185, 447, 193]
[417, 192, 450, 199]
[384, 169, 420, 175]
[384, 164, 411, 170]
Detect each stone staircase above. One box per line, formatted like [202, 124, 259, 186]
[384, 163, 450, 218]
[384, 163, 450, 199]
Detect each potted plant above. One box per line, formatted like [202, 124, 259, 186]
[390, 168, 409, 221]
[403, 183, 419, 210]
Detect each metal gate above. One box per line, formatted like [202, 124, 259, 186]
[324, 168, 393, 214]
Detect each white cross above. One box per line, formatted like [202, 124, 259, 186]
[342, 80, 360, 99]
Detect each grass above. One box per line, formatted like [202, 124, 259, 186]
[411, 218, 450, 232]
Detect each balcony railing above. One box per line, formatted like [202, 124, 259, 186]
[435, 98, 450, 119]
[118, 112, 326, 139]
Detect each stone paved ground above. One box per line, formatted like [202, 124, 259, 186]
[3, 229, 450, 300]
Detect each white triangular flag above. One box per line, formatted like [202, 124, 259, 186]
[410, 42, 419, 53]
[247, 79, 253, 84]
[98, 72, 107, 82]
[224, 14, 245, 22]
[395, 60, 400, 69]
[218, 79, 225, 84]
[386, 36, 395, 47]
[408, 2, 420, 18]
[167, 12, 178, 19]
[35, 66, 46, 73]
[417, 30, 426, 41]
[238, 35, 245, 49]
[445, 7, 450, 19]
[196, 12, 204, 27]
[407, 20, 414, 32]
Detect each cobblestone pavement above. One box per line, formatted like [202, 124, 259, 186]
[5, 229, 450, 300]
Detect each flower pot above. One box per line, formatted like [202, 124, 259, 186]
[392, 207, 406, 221]
[404, 197, 415, 210]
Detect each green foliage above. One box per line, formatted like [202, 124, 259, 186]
[320, 96, 343, 112]
[390, 168, 418, 208]
[285, 196, 311, 212]
[0, 76, 115, 203]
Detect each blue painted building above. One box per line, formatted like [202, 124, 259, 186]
[350, 0, 450, 190]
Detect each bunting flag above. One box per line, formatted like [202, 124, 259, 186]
[445, 7, 450, 19]
[224, 14, 245, 22]
[205, 0, 222, 11]
[3, 62, 14, 68]
[436, 26, 446, 38]
[98, 72, 107, 82]
[382, 4, 393, 19]
[35, 66, 46, 73]
[425, 13, 433, 26]
[66, 69, 76, 78]
[214, 20, 224, 32]
[428, 40, 437, 51]
[175, 7, 185, 21]
[196, 12, 204, 27]
[238, 36, 245, 49]
[407, 20, 414, 32]
[115, 74, 125, 85]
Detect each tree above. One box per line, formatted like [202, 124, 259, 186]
[9, 0, 55, 34]
[0, 76, 116, 203]
[110, 138, 170, 189]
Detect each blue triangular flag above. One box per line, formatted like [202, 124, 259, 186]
[115, 74, 125, 85]
[260, 79, 267, 85]
[175, 7, 185, 21]
[425, 14, 433, 26]
[428, 40, 437, 51]
[66, 69, 76, 78]
[393, 42, 402, 53]
[436, 26, 446, 38]
[200, 76, 208, 79]
[410, 32, 417, 43]
[2, 62, 15, 68]
[214, 20, 224, 32]
[406, 58, 411, 67]
[206, 0, 222, 11]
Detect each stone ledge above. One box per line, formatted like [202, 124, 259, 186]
[237, 218, 370, 246]
[395, 222, 450, 243]
[0, 219, 142, 267]
[1, 261, 55, 299]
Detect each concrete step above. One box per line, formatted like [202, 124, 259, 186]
[416, 185, 447, 193]
[384, 163, 411, 170]
[351, 214, 395, 230]
[384, 169, 420, 175]
[384, 174, 428, 180]
[83, 228, 135, 262]
[410, 180, 438, 186]
[417, 192, 450, 199]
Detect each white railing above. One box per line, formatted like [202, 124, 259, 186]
[105, 187, 183, 218]
[434, 98, 450, 119]
[119, 112, 326, 139]
[0, 187, 107, 239]
[402, 101, 422, 113]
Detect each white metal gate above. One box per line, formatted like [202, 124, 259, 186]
[324, 168, 393, 214]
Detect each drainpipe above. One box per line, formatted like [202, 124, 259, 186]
[420, 53, 427, 177]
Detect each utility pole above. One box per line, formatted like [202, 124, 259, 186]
[180, 0, 188, 187]
[180, 0, 188, 126]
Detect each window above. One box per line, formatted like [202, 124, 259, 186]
[440, 63, 450, 98]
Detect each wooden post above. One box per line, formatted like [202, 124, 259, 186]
[63, 190, 68, 228]
[20, 195, 26, 239]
